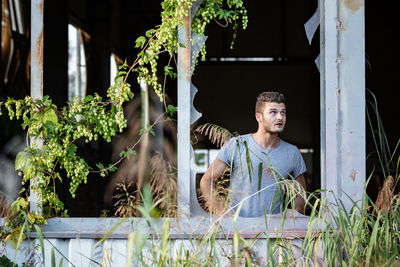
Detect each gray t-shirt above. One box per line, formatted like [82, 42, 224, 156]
[216, 134, 306, 217]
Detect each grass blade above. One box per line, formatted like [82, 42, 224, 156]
[51, 247, 56, 267]
[243, 141, 253, 182]
[34, 224, 45, 267]
[257, 163, 263, 197]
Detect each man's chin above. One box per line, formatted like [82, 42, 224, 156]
[272, 127, 284, 133]
[264, 126, 285, 133]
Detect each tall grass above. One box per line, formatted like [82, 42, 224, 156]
[118, 182, 400, 266]
[3, 158, 400, 266]
[3, 93, 400, 266]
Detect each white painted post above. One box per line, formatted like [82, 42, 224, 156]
[337, 0, 365, 209]
[320, 0, 365, 210]
[30, 0, 44, 214]
[177, 7, 191, 216]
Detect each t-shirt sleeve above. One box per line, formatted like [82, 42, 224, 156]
[291, 148, 307, 178]
[216, 137, 236, 166]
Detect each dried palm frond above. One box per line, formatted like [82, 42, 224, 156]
[149, 152, 177, 217]
[213, 169, 230, 201]
[283, 179, 307, 199]
[113, 181, 138, 217]
[229, 246, 262, 267]
[374, 175, 394, 215]
[195, 123, 234, 148]
[198, 168, 231, 213]
[0, 193, 10, 217]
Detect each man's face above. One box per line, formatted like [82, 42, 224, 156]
[256, 102, 286, 133]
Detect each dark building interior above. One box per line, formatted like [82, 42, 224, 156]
[0, 0, 398, 216]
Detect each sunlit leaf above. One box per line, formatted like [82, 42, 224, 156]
[43, 108, 57, 124]
[135, 36, 146, 49]
[15, 152, 32, 173]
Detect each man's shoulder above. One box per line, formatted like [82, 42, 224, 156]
[226, 133, 252, 144]
[279, 139, 300, 152]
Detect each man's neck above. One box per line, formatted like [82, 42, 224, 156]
[252, 130, 280, 150]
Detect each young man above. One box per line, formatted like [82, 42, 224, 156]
[200, 91, 307, 217]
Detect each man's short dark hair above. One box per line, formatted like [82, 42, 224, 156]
[255, 91, 285, 113]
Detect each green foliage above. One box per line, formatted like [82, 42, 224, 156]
[164, 65, 176, 79]
[0, 255, 19, 267]
[137, 185, 161, 218]
[4, 87, 132, 211]
[191, 0, 248, 58]
[0, 0, 249, 251]
[14, 152, 32, 175]
[135, 36, 147, 49]
[119, 148, 136, 159]
[1, 196, 47, 257]
[166, 104, 177, 117]
[3, 177, 400, 266]
[139, 124, 155, 136]
[133, 0, 248, 101]
[366, 89, 400, 178]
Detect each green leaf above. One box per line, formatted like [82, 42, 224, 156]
[217, 9, 225, 19]
[178, 43, 186, 48]
[226, 10, 235, 19]
[135, 36, 146, 49]
[127, 91, 134, 100]
[119, 148, 136, 158]
[149, 127, 155, 136]
[108, 165, 118, 173]
[67, 144, 77, 156]
[114, 75, 124, 85]
[83, 95, 93, 103]
[118, 59, 128, 70]
[167, 105, 178, 117]
[11, 225, 26, 250]
[96, 162, 104, 169]
[171, 45, 178, 53]
[43, 109, 58, 124]
[15, 152, 32, 173]
[17, 197, 27, 209]
[164, 66, 177, 79]
[44, 122, 56, 134]
[145, 29, 155, 37]
[139, 124, 155, 136]
[138, 185, 161, 218]
[116, 71, 127, 76]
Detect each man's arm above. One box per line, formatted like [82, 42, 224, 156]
[200, 158, 228, 215]
[294, 174, 307, 214]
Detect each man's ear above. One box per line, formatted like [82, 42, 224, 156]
[255, 113, 262, 123]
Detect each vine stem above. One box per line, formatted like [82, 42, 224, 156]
[162, 56, 173, 112]
[213, 2, 229, 27]
[91, 111, 169, 174]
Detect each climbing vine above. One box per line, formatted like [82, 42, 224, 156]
[0, 0, 248, 226]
